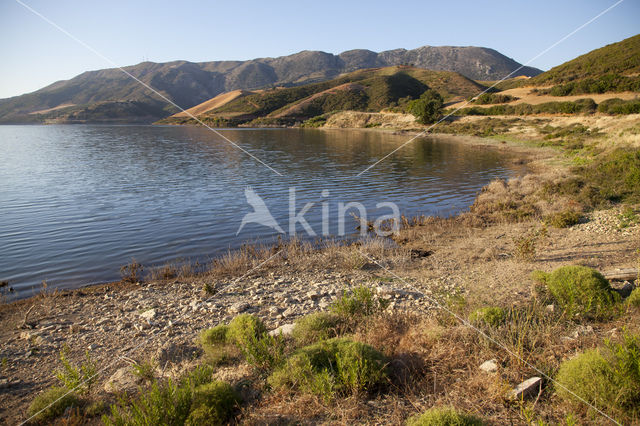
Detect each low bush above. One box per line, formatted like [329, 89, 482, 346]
[55, 348, 97, 394]
[626, 288, 640, 308]
[531, 265, 619, 319]
[472, 93, 516, 104]
[28, 386, 80, 422]
[199, 325, 235, 365]
[544, 210, 582, 228]
[406, 406, 485, 425]
[201, 315, 284, 372]
[226, 314, 267, 347]
[292, 312, 341, 345]
[598, 98, 640, 115]
[104, 366, 215, 425]
[200, 325, 229, 347]
[468, 307, 506, 328]
[555, 334, 640, 420]
[185, 381, 240, 425]
[268, 337, 388, 401]
[330, 286, 388, 320]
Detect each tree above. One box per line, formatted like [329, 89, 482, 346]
[409, 89, 444, 124]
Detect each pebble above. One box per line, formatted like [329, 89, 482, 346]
[140, 309, 157, 321]
[479, 359, 498, 373]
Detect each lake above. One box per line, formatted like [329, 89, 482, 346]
[0, 125, 519, 297]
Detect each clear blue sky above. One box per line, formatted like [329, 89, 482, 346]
[1, 0, 638, 99]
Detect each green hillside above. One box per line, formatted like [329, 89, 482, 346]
[161, 66, 485, 126]
[527, 34, 640, 95]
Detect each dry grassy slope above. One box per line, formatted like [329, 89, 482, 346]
[172, 90, 257, 118]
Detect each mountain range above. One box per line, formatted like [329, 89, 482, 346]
[0, 45, 541, 124]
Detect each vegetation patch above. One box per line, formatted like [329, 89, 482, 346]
[626, 288, 640, 309]
[406, 406, 485, 426]
[617, 207, 640, 229]
[268, 337, 388, 400]
[555, 333, 640, 421]
[472, 93, 516, 104]
[292, 312, 341, 345]
[185, 381, 240, 425]
[531, 265, 619, 319]
[542, 148, 640, 208]
[330, 286, 389, 326]
[103, 366, 229, 425]
[453, 99, 598, 116]
[28, 386, 80, 422]
[543, 210, 582, 228]
[468, 307, 506, 328]
[200, 315, 284, 372]
[409, 89, 444, 124]
[597, 98, 640, 115]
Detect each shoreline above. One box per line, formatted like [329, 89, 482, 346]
[0, 129, 541, 305]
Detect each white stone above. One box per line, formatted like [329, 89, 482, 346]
[509, 377, 542, 400]
[268, 323, 295, 337]
[479, 359, 498, 373]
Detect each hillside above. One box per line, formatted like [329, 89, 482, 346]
[0, 45, 540, 124]
[522, 34, 640, 96]
[159, 66, 486, 126]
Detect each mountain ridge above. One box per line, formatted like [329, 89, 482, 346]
[0, 45, 541, 124]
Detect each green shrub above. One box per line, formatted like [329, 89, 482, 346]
[200, 325, 235, 366]
[200, 315, 284, 372]
[292, 312, 341, 345]
[268, 337, 388, 401]
[330, 286, 388, 319]
[469, 307, 506, 328]
[544, 210, 582, 228]
[185, 381, 239, 426]
[532, 266, 619, 319]
[227, 314, 267, 347]
[55, 348, 97, 394]
[28, 386, 80, 422]
[104, 366, 214, 426]
[626, 288, 640, 308]
[200, 325, 229, 346]
[556, 334, 640, 420]
[227, 314, 284, 372]
[406, 406, 485, 425]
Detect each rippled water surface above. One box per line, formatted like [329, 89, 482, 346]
[0, 125, 520, 296]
